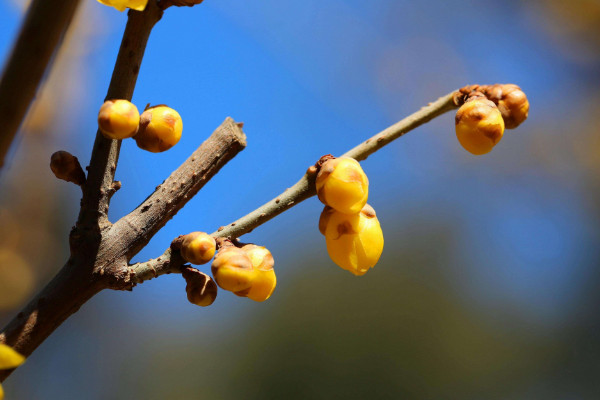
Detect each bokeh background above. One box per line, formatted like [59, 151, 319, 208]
[1, 0, 600, 398]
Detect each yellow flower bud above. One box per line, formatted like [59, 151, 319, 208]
[239, 245, 276, 302]
[98, 99, 140, 140]
[180, 232, 216, 265]
[96, 0, 148, 12]
[316, 157, 369, 214]
[134, 106, 183, 153]
[322, 204, 384, 276]
[211, 246, 255, 292]
[50, 151, 86, 185]
[455, 98, 505, 155]
[182, 267, 217, 307]
[0, 343, 25, 370]
[485, 84, 529, 129]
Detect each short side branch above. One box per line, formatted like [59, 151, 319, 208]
[106, 118, 246, 269]
[0, 0, 81, 169]
[131, 92, 458, 283]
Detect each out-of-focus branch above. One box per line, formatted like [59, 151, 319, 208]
[0, 0, 81, 169]
[130, 91, 460, 282]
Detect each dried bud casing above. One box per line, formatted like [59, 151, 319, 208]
[182, 267, 217, 307]
[134, 106, 183, 153]
[50, 151, 86, 185]
[98, 99, 140, 139]
[322, 204, 384, 276]
[484, 84, 529, 129]
[316, 157, 369, 215]
[180, 232, 216, 265]
[239, 245, 276, 302]
[211, 246, 255, 292]
[455, 98, 505, 155]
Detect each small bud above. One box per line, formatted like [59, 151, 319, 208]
[182, 267, 217, 307]
[211, 246, 255, 292]
[134, 106, 183, 153]
[98, 99, 140, 140]
[322, 204, 384, 276]
[455, 98, 505, 155]
[316, 157, 369, 214]
[239, 244, 276, 302]
[180, 232, 216, 265]
[50, 151, 86, 185]
[484, 84, 529, 129]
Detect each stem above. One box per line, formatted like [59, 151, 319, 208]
[215, 91, 458, 239]
[131, 91, 459, 282]
[76, 2, 163, 232]
[0, 0, 81, 169]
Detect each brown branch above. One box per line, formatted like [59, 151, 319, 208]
[0, 0, 81, 169]
[0, 2, 163, 381]
[130, 91, 460, 282]
[76, 2, 163, 233]
[107, 118, 246, 266]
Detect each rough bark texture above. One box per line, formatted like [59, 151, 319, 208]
[0, 0, 81, 168]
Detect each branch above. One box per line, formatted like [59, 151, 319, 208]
[131, 91, 459, 282]
[0, 2, 163, 381]
[107, 118, 246, 265]
[0, 0, 82, 169]
[76, 2, 163, 233]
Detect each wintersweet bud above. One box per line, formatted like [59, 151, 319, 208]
[239, 245, 276, 302]
[96, 0, 148, 12]
[50, 151, 86, 185]
[316, 157, 369, 214]
[180, 232, 216, 265]
[484, 84, 529, 129]
[211, 246, 255, 293]
[322, 204, 384, 276]
[182, 267, 218, 307]
[97, 99, 140, 140]
[455, 98, 505, 155]
[134, 106, 183, 153]
[0, 343, 25, 400]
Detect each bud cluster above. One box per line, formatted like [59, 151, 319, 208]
[315, 156, 384, 275]
[454, 84, 529, 155]
[176, 233, 277, 305]
[98, 100, 183, 153]
[211, 243, 277, 302]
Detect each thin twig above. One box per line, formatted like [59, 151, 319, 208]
[131, 91, 459, 282]
[0, 0, 81, 169]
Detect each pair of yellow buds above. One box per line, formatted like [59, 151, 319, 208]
[178, 232, 276, 305]
[98, 100, 183, 153]
[455, 84, 529, 155]
[315, 157, 384, 276]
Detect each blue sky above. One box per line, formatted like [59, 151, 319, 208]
[1, 0, 600, 398]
